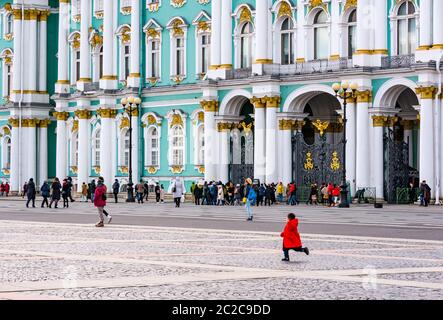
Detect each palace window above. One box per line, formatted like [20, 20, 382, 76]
[313, 10, 329, 60]
[121, 129, 130, 166]
[3, 13, 13, 36]
[171, 126, 184, 166]
[347, 9, 357, 58]
[240, 22, 254, 68]
[196, 125, 204, 165]
[175, 37, 185, 75]
[397, 1, 416, 55]
[73, 50, 80, 83]
[92, 129, 101, 167]
[1, 49, 13, 99]
[71, 0, 81, 21]
[148, 39, 161, 78]
[70, 132, 78, 167]
[99, 46, 103, 79]
[145, 127, 160, 167]
[197, 33, 211, 75]
[94, 0, 103, 14]
[280, 17, 295, 65]
[123, 44, 131, 80]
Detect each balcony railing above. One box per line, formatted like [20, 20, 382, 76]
[225, 67, 252, 80]
[381, 54, 415, 69]
[263, 58, 353, 76]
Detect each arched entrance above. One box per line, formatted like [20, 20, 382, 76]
[290, 92, 344, 187]
[229, 99, 255, 184]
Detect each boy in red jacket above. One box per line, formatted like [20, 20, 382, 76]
[281, 213, 309, 261]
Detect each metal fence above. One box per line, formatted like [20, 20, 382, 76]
[381, 54, 415, 69]
[225, 67, 253, 79]
[353, 187, 376, 204]
[263, 58, 353, 76]
[396, 187, 419, 204]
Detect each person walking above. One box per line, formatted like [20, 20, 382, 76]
[49, 178, 61, 208]
[155, 183, 161, 203]
[0, 182, 5, 196]
[61, 179, 70, 208]
[276, 182, 284, 204]
[216, 184, 225, 206]
[112, 179, 120, 203]
[420, 180, 431, 207]
[135, 180, 144, 204]
[89, 180, 96, 203]
[307, 184, 318, 205]
[160, 184, 165, 203]
[67, 177, 75, 202]
[143, 181, 149, 202]
[81, 182, 88, 202]
[332, 184, 340, 206]
[40, 181, 50, 208]
[94, 178, 107, 228]
[26, 178, 36, 208]
[245, 184, 256, 221]
[321, 183, 328, 206]
[281, 213, 310, 262]
[22, 181, 28, 198]
[190, 182, 196, 205]
[171, 177, 184, 208]
[327, 183, 334, 207]
[4, 182, 10, 197]
[194, 183, 202, 205]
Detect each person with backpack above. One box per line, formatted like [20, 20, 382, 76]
[67, 177, 75, 202]
[40, 181, 50, 208]
[26, 178, 36, 208]
[94, 177, 108, 228]
[281, 213, 310, 262]
[135, 180, 144, 204]
[245, 184, 256, 221]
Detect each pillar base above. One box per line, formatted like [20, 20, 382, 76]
[77, 80, 92, 92]
[127, 76, 141, 88]
[206, 67, 232, 80]
[352, 53, 385, 67]
[100, 78, 118, 90]
[55, 82, 71, 94]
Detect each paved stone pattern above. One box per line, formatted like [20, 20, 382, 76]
[0, 220, 442, 300]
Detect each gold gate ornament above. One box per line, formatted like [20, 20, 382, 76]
[330, 151, 341, 171]
[304, 152, 314, 171]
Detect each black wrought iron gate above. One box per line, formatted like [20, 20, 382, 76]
[384, 130, 409, 203]
[292, 132, 343, 187]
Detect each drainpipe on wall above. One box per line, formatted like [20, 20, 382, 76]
[435, 54, 443, 205]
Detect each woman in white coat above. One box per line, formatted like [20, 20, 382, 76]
[171, 177, 184, 208]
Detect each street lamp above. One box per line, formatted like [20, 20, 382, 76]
[121, 96, 142, 203]
[332, 82, 358, 208]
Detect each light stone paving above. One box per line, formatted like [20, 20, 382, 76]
[0, 220, 442, 300]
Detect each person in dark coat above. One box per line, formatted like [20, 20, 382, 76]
[155, 183, 161, 203]
[49, 178, 61, 208]
[202, 182, 209, 205]
[281, 213, 309, 261]
[112, 179, 120, 203]
[143, 182, 150, 202]
[40, 181, 50, 208]
[67, 177, 75, 202]
[420, 180, 431, 207]
[89, 180, 96, 203]
[26, 178, 36, 208]
[22, 181, 28, 198]
[194, 184, 203, 205]
[62, 179, 70, 208]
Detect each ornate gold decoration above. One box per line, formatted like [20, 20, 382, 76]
[217, 122, 232, 132]
[71, 33, 81, 49]
[38, 119, 51, 128]
[146, 28, 160, 39]
[70, 166, 78, 174]
[344, 0, 358, 11]
[304, 152, 314, 171]
[120, 117, 130, 129]
[121, 6, 132, 15]
[93, 166, 101, 174]
[119, 166, 129, 174]
[74, 110, 92, 120]
[90, 33, 103, 48]
[2, 168, 10, 175]
[330, 151, 341, 171]
[97, 108, 117, 119]
[197, 112, 204, 123]
[4, 33, 13, 41]
[309, 0, 327, 12]
[197, 165, 205, 174]
[170, 114, 183, 127]
[148, 166, 158, 174]
[312, 120, 329, 136]
[356, 90, 372, 103]
[279, 119, 294, 131]
[264, 96, 281, 108]
[53, 111, 70, 121]
[239, 7, 252, 23]
[372, 115, 388, 127]
[277, 2, 292, 18]
[240, 121, 253, 136]
[171, 165, 184, 174]
[293, 120, 306, 132]
[171, 19, 185, 37]
[200, 100, 219, 112]
[197, 21, 210, 32]
[171, 0, 187, 8]
[416, 86, 438, 100]
[250, 97, 266, 109]
[147, 2, 161, 12]
[120, 26, 131, 44]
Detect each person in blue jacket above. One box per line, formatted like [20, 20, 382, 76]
[40, 181, 50, 208]
[245, 179, 256, 221]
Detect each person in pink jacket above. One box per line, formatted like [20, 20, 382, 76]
[94, 177, 107, 228]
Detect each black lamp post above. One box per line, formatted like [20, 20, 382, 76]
[332, 82, 358, 208]
[122, 96, 141, 203]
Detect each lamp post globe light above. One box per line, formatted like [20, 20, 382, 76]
[122, 96, 142, 203]
[332, 82, 358, 208]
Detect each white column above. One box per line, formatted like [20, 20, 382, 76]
[346, 100, 357, 195]
[100, 115, 113, 191]
[38, 120, 49, 186]
[28, 10, 38, 92]
[220, 0, 232, 69]
[56, 1, 70, 93]
[265, 98, 279, 183]
[280, 121, 292, 185]
[374, 0, 387, 54]
[100, 0, 117, 89]
[252, 98, 266, 183]
[203, 101, 217, 181]
[131, 114, 139, 184]
[77, 113, 91, 192]
[372, 116, 385, 200]
[329, 0, 340, 60]
[419, 0, 432, 49]
[255, 0, 270, 63]
[128, 0, 140, 88]
[55, 113, 68, 179]
[353, 0, 373, 66]
[433, 0, 443, 48]
[419, 92, 435, 198]
[210, 0, 221, 68]
[12, 10, 22, 96]
[38, 11, 48, 93]
[296, 1, 305, 62]
[78, 0, 91, 91]
[219, 124, 230, 183]
[10, 122, 20, 192]
[27, 120, 37, 180]
[355, 93, 371, 188]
